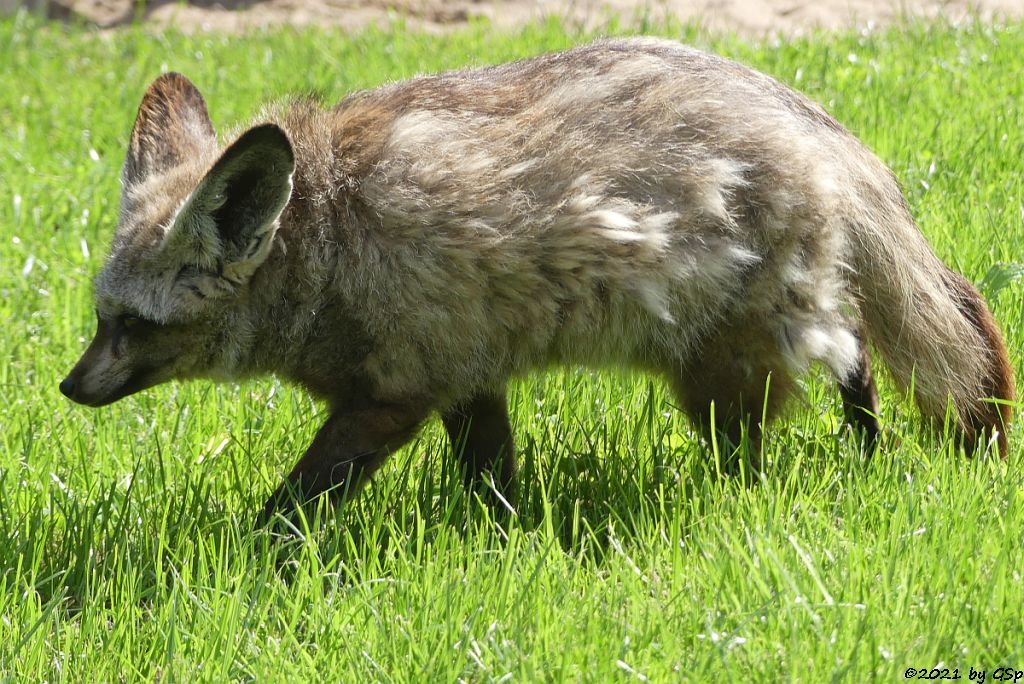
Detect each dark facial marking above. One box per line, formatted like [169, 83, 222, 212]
[109, 312, 159, 358]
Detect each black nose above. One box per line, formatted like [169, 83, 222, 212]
[59, 377, 77, 399]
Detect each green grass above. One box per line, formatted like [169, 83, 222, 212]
[2, 11, 1024, 681]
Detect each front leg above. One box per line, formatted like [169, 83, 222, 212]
[441, 392, 517, 505]
[257, 403, 428, 527]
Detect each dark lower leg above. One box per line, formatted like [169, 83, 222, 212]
[441, 393, 517, 503]
[673, 356, 795, 475]
[674, 379, 778, 475]
[693, 404, 763, 474]
[256, 403, 427, 527]
[838, 342, 881, 452]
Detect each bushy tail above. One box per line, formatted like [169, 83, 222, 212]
[848, 195, 1015, 457]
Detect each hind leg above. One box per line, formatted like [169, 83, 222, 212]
[838, 336, 881, 452]
[441, 392, 517, 506]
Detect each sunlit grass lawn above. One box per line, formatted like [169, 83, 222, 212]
[1, 11, 1022, 681]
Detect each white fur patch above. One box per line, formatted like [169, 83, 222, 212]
[538, 54, 670, 112]
[782, 323, 859, 378]
[635, 281, 676, 324]
[695, 158, 749, 227]
[387, 111, 459, 151]
[499, 159, 540, 179]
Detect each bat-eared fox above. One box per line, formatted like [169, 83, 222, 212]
[60, 38, 1015, 523]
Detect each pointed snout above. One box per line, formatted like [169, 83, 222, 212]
[59, 362, 141, 408]
[60, 317, 125, 407]
[61, 315, 167, 407]
[59, 363, 105, 406]
[60, 343, 159, 408]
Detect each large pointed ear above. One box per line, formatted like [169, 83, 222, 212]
[161, 124, 294, 290]
[123, 73, 216, 187]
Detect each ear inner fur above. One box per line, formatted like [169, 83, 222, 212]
[161, 124, 295, 277]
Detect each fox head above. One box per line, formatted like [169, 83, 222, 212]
[60, 73, 295, 406]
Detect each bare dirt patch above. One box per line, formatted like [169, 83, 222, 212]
[12, 0, 1024, 36]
